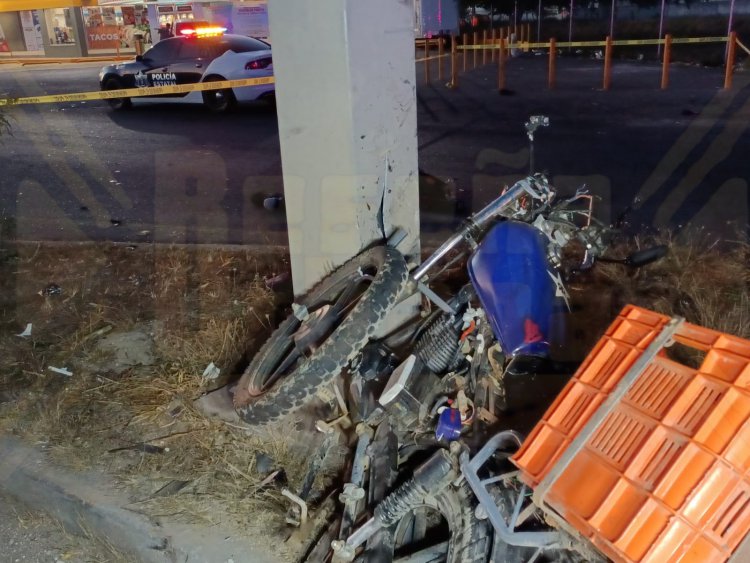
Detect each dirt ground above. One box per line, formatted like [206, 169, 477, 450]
[0, 491, 126, 563]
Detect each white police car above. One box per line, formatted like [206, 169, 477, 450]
[98, 28, 274, 113]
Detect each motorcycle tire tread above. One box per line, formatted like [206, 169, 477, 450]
[234, 245, 408, 427]
[425, 483, 492, 563]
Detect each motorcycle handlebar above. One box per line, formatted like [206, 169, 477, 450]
[411, 177, 545, 283]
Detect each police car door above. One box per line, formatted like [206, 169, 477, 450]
[137, 39, 181, 96]
[167, 38, 215, 95]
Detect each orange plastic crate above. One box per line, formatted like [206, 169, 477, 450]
[512, 305, 750, 563]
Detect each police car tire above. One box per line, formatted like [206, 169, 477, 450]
[103, 77, 131, 110]
[234, 246, 408, 427]
[202, 76, 236, 113]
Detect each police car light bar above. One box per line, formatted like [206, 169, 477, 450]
[180, 27, 227, 37]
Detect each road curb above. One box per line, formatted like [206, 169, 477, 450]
[0, 436, 276, 563]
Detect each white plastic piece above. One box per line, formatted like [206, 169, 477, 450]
[202, 362, 221, 380]
[379, 355, 417, 407]
[48, 366, 73, 377]
[291, 303, 309, 321]
[16, 323, 32, 338]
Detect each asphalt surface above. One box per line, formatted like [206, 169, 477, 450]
[0, 56, 748, 245]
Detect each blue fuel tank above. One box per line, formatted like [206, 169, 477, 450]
[468, 221, 563, 358]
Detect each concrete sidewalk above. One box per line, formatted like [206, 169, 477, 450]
[0, 436, 277, 563]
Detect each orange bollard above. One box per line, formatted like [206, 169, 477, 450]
[549, 38, 557, 90]
[491, 29, 498, 63]
[603, 35, 613, 90]
[451, 35, 458, 87]
[725, 31, 737, 90]
[473, 31, 478, 69]
[438, 36, 445, 81]
[498, 37, 507, 91]
[462, 33, 468, 72]
[661, 34, 672, 90]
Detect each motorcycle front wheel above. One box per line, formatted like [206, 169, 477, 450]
[234, 245, 408, 427]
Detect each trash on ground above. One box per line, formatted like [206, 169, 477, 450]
[48, 366, 73, 377]
[202, 362, 221, 380]
[107, 442, 165, 455]
[40, 283, 62, 296]
[16, 323, 32, 338]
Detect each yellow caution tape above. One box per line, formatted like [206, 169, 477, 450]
[0, 76, 275, 107]
[415, 54, 451, 63]
[457, 36, 729, 51]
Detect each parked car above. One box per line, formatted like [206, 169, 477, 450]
[98, 29, 274, 113]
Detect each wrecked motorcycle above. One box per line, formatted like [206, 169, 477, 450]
[232, 120, 663, 427]
[231, 117, 667, 562]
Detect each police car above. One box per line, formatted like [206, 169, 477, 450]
[98, 27, 274, 113]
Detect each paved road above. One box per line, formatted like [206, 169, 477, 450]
[1, 57, 748, 245]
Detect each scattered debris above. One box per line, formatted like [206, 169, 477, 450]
[16, 323, 32, 338]
[93, 326, 156, 371]
[255, 452, 275, 475]
[202, 362, 221, 380]
[48, 366, 73, 377]
[150, 479, 191, 498]
[107, 442, 165, 455]
[40, 283, 62, 296]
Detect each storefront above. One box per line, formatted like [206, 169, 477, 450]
[0, 10, 45, 55]
[81, 3, 152, 54]
[0, 1, 269, 58]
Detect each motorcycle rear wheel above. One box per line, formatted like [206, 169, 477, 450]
[386, 483, 491, 563]
[234, 245, 408, 427]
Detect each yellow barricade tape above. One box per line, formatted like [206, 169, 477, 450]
[0, 76, 275, 107]
[415, 54, 451, 63]
[457, 36, 729, 51]
[737, 38, 750, 56]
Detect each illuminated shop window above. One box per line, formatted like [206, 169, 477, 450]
[45, 8, 75, 45]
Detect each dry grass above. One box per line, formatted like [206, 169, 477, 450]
[596, 234, 749, 335]
[0, 242, 337, 559]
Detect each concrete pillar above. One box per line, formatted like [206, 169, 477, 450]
[268, 0, 420, 294]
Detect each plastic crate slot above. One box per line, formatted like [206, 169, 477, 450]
[550, 385, 596, 433]
[582, 339, 628, 389]
[627, 358, 694, 419]
[713, 487, 750, 540]
[639, 437, 683, 488]
[590, 410, 651, 469]
[670, 381, 725, 436]
[723, 419, 750, 471]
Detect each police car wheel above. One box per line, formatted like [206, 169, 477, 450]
[202, 77, 236, 113]
[103, 78, 131, 110]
